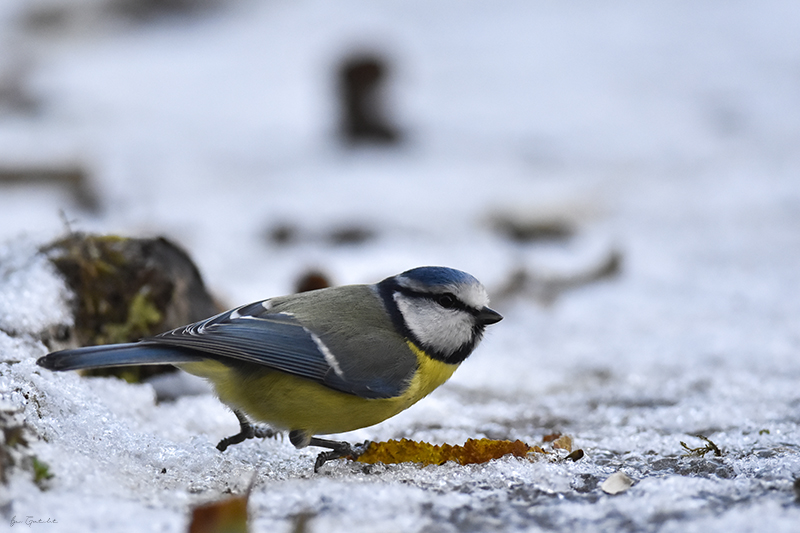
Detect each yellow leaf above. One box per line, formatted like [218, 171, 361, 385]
[355, 438, 546, 466]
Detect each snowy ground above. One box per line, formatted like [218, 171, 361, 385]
[2, 0, 800, 531]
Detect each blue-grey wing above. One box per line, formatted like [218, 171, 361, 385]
[147, 300, 406, 399]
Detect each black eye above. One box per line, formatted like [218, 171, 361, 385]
[435, 293, 457, 309]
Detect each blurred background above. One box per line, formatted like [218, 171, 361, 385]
[4, 3, 800, 529]
[1, 0, 798, 372]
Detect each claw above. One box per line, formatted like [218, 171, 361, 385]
[216, 409, 277, 452]
[310, 438, 372, 472]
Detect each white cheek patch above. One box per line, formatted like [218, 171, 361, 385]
[394, 294, 474, 357]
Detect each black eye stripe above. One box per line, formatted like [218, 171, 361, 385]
[435, 293, 456, 308]
[397, 288, 477, 315]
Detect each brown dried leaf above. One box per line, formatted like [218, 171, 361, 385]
[188, 495, 249, 533]
[355, 438, 546, 466]
[542, 432, 562, 442]
[551, 435, 573, 453]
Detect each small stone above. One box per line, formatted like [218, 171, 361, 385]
[601, 471, 634, 495]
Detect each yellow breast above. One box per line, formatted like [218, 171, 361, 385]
[179, 341, 459, 436]
[400, 340, 459, 403]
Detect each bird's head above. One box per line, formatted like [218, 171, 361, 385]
[378, 266, 502, 364]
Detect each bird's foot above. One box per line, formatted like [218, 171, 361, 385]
[216, 409, 278, 452]
[308, 437, 372, 472]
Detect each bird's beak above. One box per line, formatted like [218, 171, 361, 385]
[477, 306, 503, 325]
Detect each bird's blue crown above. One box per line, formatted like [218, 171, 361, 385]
[396, 266, 479, 288]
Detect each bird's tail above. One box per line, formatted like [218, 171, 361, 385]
[37, 342, 203, 371]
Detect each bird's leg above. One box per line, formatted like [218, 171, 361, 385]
[288, 430, 370, 471]
[308, 437, 371, 472]
[216, 409, 277, 452]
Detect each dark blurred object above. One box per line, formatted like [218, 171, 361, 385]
[0, 165, 99, 212]
[265, 221, 377, 247]
[491, 211, 576, 243]
[267, 222, 299, 246]
[294, 269, 332, 293]
[0, 58, 38, 115]
[338, 54, 401, 145]
[328, 224, 375, 245]
[43, 233, 222, 382]
[110, 0, 220, 21]
[289, 513, 314, 533]
[495, 249, 622, 306]
[24, 0, 220, 35]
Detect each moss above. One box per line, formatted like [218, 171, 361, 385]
[31, 456, 54, 489]
[100, 288, 163, 345]
[43, 233, 220, 383]
[0, 409, 52, 490]
[46, 234, 166, 346]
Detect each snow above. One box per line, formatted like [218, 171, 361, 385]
[0, 238, 72, 337]
[2, 0, 800, 531]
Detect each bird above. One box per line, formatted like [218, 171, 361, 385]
[37, 266, 503, 471]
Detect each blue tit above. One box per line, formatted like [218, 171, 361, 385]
[37, 266, 503, 471]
